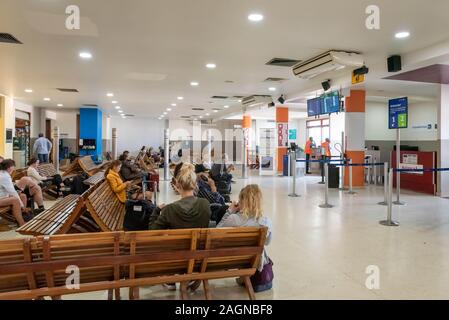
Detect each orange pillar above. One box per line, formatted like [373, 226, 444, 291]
[276, 107, 289, 173]
[344, 90, 366, 187]
[242, 115, 252, 167]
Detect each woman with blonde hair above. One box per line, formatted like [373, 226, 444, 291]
[149, 163, 210, 230]
[217, 184, 273, 293]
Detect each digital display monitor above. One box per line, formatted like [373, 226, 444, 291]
[321, 91, 340, 114]
[307, 97, 322, 117]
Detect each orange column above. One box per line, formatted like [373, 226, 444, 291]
[242, 115, 252, 167]
[276, 107, 289, 172]
[344, 90, 366, 187]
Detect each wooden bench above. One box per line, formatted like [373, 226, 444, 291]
[83, 171, 105, 186]
[0, 206, 14, 224]
[16, 178, 105, 237]
[78, 156, 110, 177]
[0, 227, 267, 300]
[85, 181, 125, 232]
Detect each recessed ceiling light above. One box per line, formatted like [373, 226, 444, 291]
[24, 89, 33, 93]
[171, 103, 177, 107]
[224, 105, 230, 109]
[57, 104, 63, 107]
[112, 101, 118, 104]
[395, 31, 410, 39]
[213, 110, 218, 113]
[167, 108, 172, 112]
[238, 99, 242, 103]
[199, 116, 203, 119]
[190, 81, 199, 86]
[248, 13, 264, 22]
[79, 52, 93, 59]
[269, 87, 277, 92]
[163, 112, 167, 115]
[118, 110, 123, 114]
[206, 113, 210, 116]
[206, 63, 216, 69]
[115, 106, 121, 109]
[43, 97, 51, 101]
[193, 118, 198, 121]
[177, 97, 184, 100]
[107, 93, 114, 97]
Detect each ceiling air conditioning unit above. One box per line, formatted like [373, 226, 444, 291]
[292, 50, 364, 80]
[241, 95, 273, 109]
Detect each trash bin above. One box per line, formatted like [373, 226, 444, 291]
[328, 164, 340, 188]
[283, 155, 289, 176]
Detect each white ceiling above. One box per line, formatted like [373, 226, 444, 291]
[1, 0, 449, 120]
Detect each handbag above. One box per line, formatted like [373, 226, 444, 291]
[250, 258, 274, 293]
[124, 199, 155, 231]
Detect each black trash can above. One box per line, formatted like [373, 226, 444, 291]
[328, 164, 340, 188]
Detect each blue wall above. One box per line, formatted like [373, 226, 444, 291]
[79, 108, 102, 161]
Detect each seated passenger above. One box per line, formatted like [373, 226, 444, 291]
[0, 156, 45, 215]
[27, 158, 67, 197]
[217, 184, 273, 293]
[149, 163, 210, 230]
[105, 160, 153, 203]
[119, 154, 145, 182]
[0, 159, 34, 225]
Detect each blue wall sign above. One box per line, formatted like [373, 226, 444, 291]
[389, 97, 408, 129]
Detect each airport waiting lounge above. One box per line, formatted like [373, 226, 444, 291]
[1, 0, 449, 308]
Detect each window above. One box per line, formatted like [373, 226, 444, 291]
[306, 118, 330, 145]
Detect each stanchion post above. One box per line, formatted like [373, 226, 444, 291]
[289, 150, 300, 198]
[319, 162, 333, 208]
[347, 159, 356, 195]
[380, 168, 400, 227]
[378, 162, 389, 206]
[394, 129, 405, 205]
[340, 158, 348, 191]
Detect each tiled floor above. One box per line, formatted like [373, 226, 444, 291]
[2, 173, 449, 300]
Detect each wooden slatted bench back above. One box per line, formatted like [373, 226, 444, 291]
[37, 164, 57, 177]
[16, 181, 105, 237]
[0, 206, 14, 223]
[84, 171, 105, 186]
[85, 181, 125, 232]
[0, 227, 267, 300]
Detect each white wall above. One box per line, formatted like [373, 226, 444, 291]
[365, 101, 438, 141]
[110, 117, 165, 156]
[52, 110, 78, 138]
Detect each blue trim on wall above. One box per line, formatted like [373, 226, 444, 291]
[79, 108, 103, 161]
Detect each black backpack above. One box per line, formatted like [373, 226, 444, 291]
[124, 200, 156, 231]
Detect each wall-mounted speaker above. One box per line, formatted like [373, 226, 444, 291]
[321, 80, 331, 91]
[388, 55, 402, 72]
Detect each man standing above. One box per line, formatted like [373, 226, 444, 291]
[304, 137, 315, 174]
[33, 133, 52, 163]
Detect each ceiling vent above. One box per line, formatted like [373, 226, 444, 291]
[57, 88, 79, 93]
[181, 116, 191, 119]
[212, 108, 222, 111]
[266, 58, 301, 67]
[192, 107, 205, 111]
[233, 95, 244, 99]
[82, 104, 98, 107]
[211, 96, 228, 99]
[292, 50, 364, 80]
[264, 77, 288, 82]
[241, 95, 273, 108]
[124, 114, 135, 117]
[0, 33, 22, 44]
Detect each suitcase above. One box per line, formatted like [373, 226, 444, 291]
[123, 178, 156, 231]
